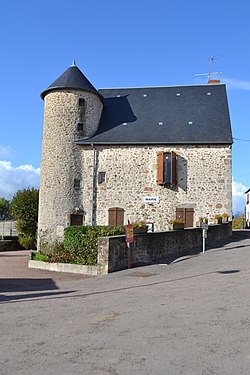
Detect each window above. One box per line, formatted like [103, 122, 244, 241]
[98, 172, 106, 184]
[77, 123, 83, 131]
[157, 151, 177, 186]
[247, 194, 249, 205]
[74, 179, 80, 188]
[78, 98, 85, 107]
[70, 214, 83, 226]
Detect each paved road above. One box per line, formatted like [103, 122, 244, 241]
[1, 230, 250, 374]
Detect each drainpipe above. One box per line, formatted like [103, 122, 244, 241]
[91, 143, 97, 226]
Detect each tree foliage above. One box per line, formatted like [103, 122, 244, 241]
[0, 198, 11, 220]
[232, 215, 244, 229]
[10, 188, 39, 248]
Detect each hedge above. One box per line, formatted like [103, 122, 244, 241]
[63, 225, 125, 265]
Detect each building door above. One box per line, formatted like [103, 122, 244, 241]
[108, 207, 125, 225]
[70, 214, 83, 226]
[176, 208, 194, 228]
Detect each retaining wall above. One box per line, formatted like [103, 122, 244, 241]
[97, 223, 232, 274]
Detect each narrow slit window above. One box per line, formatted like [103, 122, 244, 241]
[78, 98, 85, 107]
[98, 172, 106, 184]
[74, 179, 81, 188]
[77, 123, 83, 131]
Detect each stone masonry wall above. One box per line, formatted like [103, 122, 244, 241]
[82, 144, 232, 231]
[38, 90, 103, 249]
[97, 223, 232, 274]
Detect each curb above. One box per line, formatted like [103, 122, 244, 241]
[28, 259, 98, 276]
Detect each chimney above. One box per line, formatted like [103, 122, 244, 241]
[208, 79, 220, 84]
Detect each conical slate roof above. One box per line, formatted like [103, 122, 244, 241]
[41, 63, 102, 100]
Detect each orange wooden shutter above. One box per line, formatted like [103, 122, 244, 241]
[116, 208, 124, 225]
[108, 208, 116, 225]
[157, 152, 164, 185]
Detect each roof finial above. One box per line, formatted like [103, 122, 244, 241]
[71, 59, 76, 67]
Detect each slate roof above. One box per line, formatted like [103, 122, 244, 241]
[76, 84, 232, 145]
[41, 64, 102, 100]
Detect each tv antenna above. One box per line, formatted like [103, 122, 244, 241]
[195, 55, 222, 81]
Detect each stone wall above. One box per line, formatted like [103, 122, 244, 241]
[82, 144, 232, 231]
[38, 89, 232, 248]
[97, 223, 232, 274]
[38, 90, 103, 249]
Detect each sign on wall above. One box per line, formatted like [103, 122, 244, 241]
[142, 196, 160, 204]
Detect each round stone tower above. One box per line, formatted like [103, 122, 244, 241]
[38, 62, 103, 249]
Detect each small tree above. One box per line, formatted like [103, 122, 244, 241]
[0, 198, 11, 220]
[11, 188, 39, 249]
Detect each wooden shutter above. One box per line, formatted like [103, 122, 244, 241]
[116, 208, 124, 225]
[157, 152, 164, 185]
[108, 207, 124, 226]
[108, 208, 117, 226]
[176, 208, 194, 228]
[171, 151, 177, 186]
[185, 208, 194, 228]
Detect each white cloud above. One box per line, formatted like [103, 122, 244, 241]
[232, 178, 247, 214]
[0, 145, 16, 159]
[0, 161, 40, 199]
[223, 78, 250, 91]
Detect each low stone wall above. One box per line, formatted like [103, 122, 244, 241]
[97, 223, 232, 274]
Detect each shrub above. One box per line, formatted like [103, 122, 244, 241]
[19, 236, 36, 249]
[32, 252, 48, 261]
[168, 219, 184, 225]
[131, 221, 147, 229]
[64, 225, 125, 265]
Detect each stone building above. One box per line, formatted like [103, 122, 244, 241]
[38, 62, 232, 248]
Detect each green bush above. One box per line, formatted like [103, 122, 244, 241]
[19, 236, 36, 249]
[64, 225, 125, 265]
[232, 215, 244, 229]
[32, 252, 49, 261]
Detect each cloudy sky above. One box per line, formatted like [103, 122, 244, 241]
[0, 0, 250, 213]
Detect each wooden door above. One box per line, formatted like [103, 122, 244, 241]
[108, 207, 125, 226]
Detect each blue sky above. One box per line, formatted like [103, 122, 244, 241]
[0, 0, 250, 212]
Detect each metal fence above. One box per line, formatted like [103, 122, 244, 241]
[0, 221, 18, 238]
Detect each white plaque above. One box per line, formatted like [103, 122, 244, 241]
[143, 196, 160, 204]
